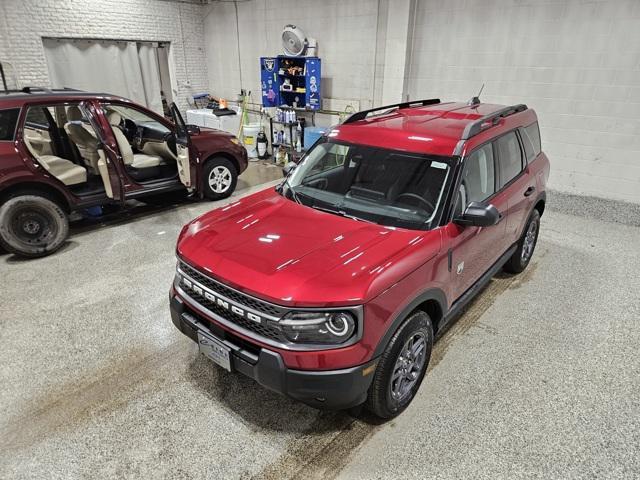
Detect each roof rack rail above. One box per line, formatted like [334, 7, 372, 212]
[343, 98, 441, 124]
[453, 103, 527, 155]
[460, 104, 527, 141]
[21, 86, 53, 94]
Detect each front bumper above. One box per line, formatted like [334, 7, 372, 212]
[170, 294, 376, 409]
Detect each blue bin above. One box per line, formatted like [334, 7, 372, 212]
[304, 126, 328, 150]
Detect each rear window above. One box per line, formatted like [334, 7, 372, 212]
[25, 106, 53, 128]
[521, 122, 541, 162]
[496, 131, 524, 188]
[0, 108, 20, 141]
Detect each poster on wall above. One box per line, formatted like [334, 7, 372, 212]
[260, 57, 279, 108]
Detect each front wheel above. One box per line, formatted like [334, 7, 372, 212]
[0, 194, 69, 258]
[202, 157, 238, 200]
[503, 209, 540, 274]
[365, 311, 434, 419]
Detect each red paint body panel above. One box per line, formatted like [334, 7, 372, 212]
[177, 187, 442, 307]
[175, 100, 550, 371]
[332, 102, 512, 156]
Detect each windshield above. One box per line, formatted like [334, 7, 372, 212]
[284, 140, 451, 230]
[104, 105, 170, 133]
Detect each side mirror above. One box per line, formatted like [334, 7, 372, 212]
[454, 201, 502, 227]
[186, 124, 200, 135]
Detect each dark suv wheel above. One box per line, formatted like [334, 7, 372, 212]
[0, 194, 69, 258]
[203, 157, 238, 200]
[365, 311, 434, 419]
[504, 208, 540, 274]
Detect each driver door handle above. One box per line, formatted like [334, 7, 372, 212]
[524, 186, 536, 197]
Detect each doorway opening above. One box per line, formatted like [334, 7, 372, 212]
[42, 38, 175, 117]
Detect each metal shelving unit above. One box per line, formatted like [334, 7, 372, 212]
[269, 114, 310, 161]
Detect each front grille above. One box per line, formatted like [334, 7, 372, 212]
[183, 283, 285, 341]
[179, 261, 285, 317]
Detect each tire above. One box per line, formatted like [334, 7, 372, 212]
[202, 157, 238, 200]
[365, 311, 434, 419]
[0, 194, 69, 258]
[503, 208, 541, 274]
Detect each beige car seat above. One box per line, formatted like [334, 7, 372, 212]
[64, 106, 100, 174]
[23, 135, 87, 186]
[107, 112, 166, 169]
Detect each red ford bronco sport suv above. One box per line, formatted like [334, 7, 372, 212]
[170, 98, 549, 418]
[0, 87, 247, 258]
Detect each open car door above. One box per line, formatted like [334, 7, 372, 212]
[170, 102, 194, 190]
[84, 101, 124, 201]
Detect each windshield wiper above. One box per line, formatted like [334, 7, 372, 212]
[277, 178, 301, 204]
[311, 205, 375, 223]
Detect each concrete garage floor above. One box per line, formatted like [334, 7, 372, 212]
[1, 162, 639, 478]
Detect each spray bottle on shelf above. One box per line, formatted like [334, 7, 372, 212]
[295, 121, 302, 152]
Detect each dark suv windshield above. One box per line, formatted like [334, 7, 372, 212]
[284, 140, 451, 230]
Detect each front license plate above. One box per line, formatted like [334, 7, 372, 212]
[197, 331, 232, 371]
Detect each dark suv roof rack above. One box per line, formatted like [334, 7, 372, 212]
[0, 86, 84, 94]
[21, 86, 52, 93]
[343, 98, 441, 124]
[460, 104, 527, 141]
[453, 103, 527, 155]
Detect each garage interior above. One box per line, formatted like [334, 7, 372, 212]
[1, 0, 639, 479]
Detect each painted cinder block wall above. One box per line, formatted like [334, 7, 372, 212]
[203, 0, 382, 122]
[407, 0, 640, 203]
[205, 0, 640, 203]
[0, 0, 208, 112]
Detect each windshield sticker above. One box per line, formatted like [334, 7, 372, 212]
[431, 161, 447, 169]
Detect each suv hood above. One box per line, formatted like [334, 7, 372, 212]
[192, 126, 234, 137]
[177, 188, 441, 307]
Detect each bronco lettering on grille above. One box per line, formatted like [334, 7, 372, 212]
[181, 276, 263, 323]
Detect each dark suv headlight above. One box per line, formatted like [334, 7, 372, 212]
[270, 311, 357, 345]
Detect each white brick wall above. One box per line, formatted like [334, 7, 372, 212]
[407, 0, 640, 203]
[0, 0, 208, 112]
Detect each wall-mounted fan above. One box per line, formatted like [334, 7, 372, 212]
[282, 24, 317, 57]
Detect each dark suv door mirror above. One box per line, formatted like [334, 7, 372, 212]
[186, 124, 200, 135]
[454, 201, 502, 227]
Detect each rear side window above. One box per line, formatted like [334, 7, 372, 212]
[521, 122, 541, 163]
[25, 106, 53, 128]
[0, 108, 20, 141]
[496, 131, 523, 188]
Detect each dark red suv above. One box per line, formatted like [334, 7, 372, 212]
[0, 87, 248, 257]
[170, 98, 549, 418]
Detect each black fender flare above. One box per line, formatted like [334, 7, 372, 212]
[373, 287, 448, 357]
[517, 190, 546, 239]
[533, 190, 546, 214]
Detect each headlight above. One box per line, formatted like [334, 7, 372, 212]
[271, 311, 356, 345]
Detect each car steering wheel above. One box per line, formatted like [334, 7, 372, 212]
[395, 193, 435, 212]
[121, 118, 137, 142]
